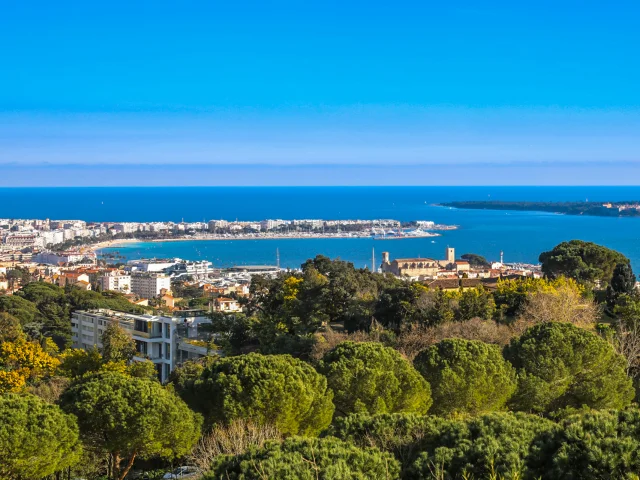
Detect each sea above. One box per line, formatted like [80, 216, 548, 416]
[2, 186, 640, 271]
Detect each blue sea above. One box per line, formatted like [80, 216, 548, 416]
[2, 187, 640, 270]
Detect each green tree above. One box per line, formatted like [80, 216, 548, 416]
[17, 282, 72, 347]
[414, 339, 517, 416]
[317, 341, 431, 416]
[58, 346, 103, 378]
[60, 371, 201, 480]
[127, 359, 159, 380]
[101, 322, 137, 363]
[607, 262, 636, 309]
[504, 322, 634, 413]
[529, 409, 640, 479]
[0, 312, 24, 342]
[374, 285, 457, 331]
[460, 253, 491, 268]
[329, 413, 452, 472]
[173, 353, 334, 436]
[539, 240, 629, 286]
[0, 294, 42, 331]
[204, 436, 401, 480]
[0, 393, 81, 479]
[410, 412, 557, 480]
[330, 412, 556, 479]
[455, 287, 496, 321]
[610, 262, 636, 296]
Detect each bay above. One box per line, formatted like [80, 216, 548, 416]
[1, 187, 640, 270]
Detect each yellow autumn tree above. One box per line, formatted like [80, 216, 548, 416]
[0, 340, 60, 393]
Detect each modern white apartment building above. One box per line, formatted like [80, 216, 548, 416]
[131, 273, 171, 298]
[166, 260, 213, 278]
[128, 258, 178, 272]
[71, 309, 219, 382]
[99, 272, 131, 292]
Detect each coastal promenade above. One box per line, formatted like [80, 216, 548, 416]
[92, 229, 444, 252]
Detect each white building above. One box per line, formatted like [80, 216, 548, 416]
[131, 273, 171, 298]
[208, 220, 229, 231]
[3, 233, 42, 248]
[127, 258, 178, 273]
[166, 260, 213, 278]
[112, 223, 140, 234]
[34, 250, 97, 265]
[71, 309, 219, 382]
[260, 219, 289, 230]
[41, 230, 65, 246]
[99, 272, 131, 293]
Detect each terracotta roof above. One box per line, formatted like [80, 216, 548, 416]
[426, 279, 460, 290]
[394, 258, 437, 263]
[460, 278, 482, 287]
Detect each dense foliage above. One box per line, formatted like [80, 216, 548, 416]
[4, 241, 640, 479]
[329, 413, 452, 471]
[204, 436, 401, 480]
[504, 322, 634, 413]
[410, 412, 556, 480]
[317, 341, 431, 416]
[529, 409, 640, 479]
[539, 240, 629, 285]
[60, 371, 201, 480]
[414, 339, 517, 415]
[330, 411, 557, 479]
[0, 282, 145, 348]
[0, 393, 82, 479]
[172, 353, 334, 435]
[374, 284, 495, 331]
[460, 253, 491, 268]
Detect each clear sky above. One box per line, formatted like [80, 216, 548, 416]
[1, 1, 639, 185]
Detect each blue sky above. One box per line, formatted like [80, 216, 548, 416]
[1, 1, 639, 185]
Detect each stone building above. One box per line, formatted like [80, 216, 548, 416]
[380, 252, 440, 278]
[380, 247, 463, 278]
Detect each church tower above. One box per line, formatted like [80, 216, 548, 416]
[446, 247, 455, 265]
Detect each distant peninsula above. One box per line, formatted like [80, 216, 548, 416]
[439, 201, 640, 217]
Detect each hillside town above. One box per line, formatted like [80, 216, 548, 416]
[0, 220, 541, 381]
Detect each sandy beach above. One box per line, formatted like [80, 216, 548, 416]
[91, 231, 443, 251]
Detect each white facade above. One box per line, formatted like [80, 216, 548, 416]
[166, 260, 213, 278]
[71, 309, 219, 383]
[71, 309, 176, 382]
[34, 250, 97, 265]
[41, 230, 65, 246]
[99, 272, 131, 292]
[128, 259, 178, 272]
[112, 223, 140, 234]
[131, 273, 171, 298]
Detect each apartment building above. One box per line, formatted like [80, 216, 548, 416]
[71, 309, 219, 382]
[131, 273, 171, 298]
[165, 260, 213, 278]
[99, 272, 131, 292]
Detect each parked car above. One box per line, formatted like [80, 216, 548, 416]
[162, 466, 199, 479]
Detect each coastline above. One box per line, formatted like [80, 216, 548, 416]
[93, 232, 443, 252]
[91, 238, 142, 252]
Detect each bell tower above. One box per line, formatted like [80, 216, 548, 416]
[446, 247, 455, 264]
